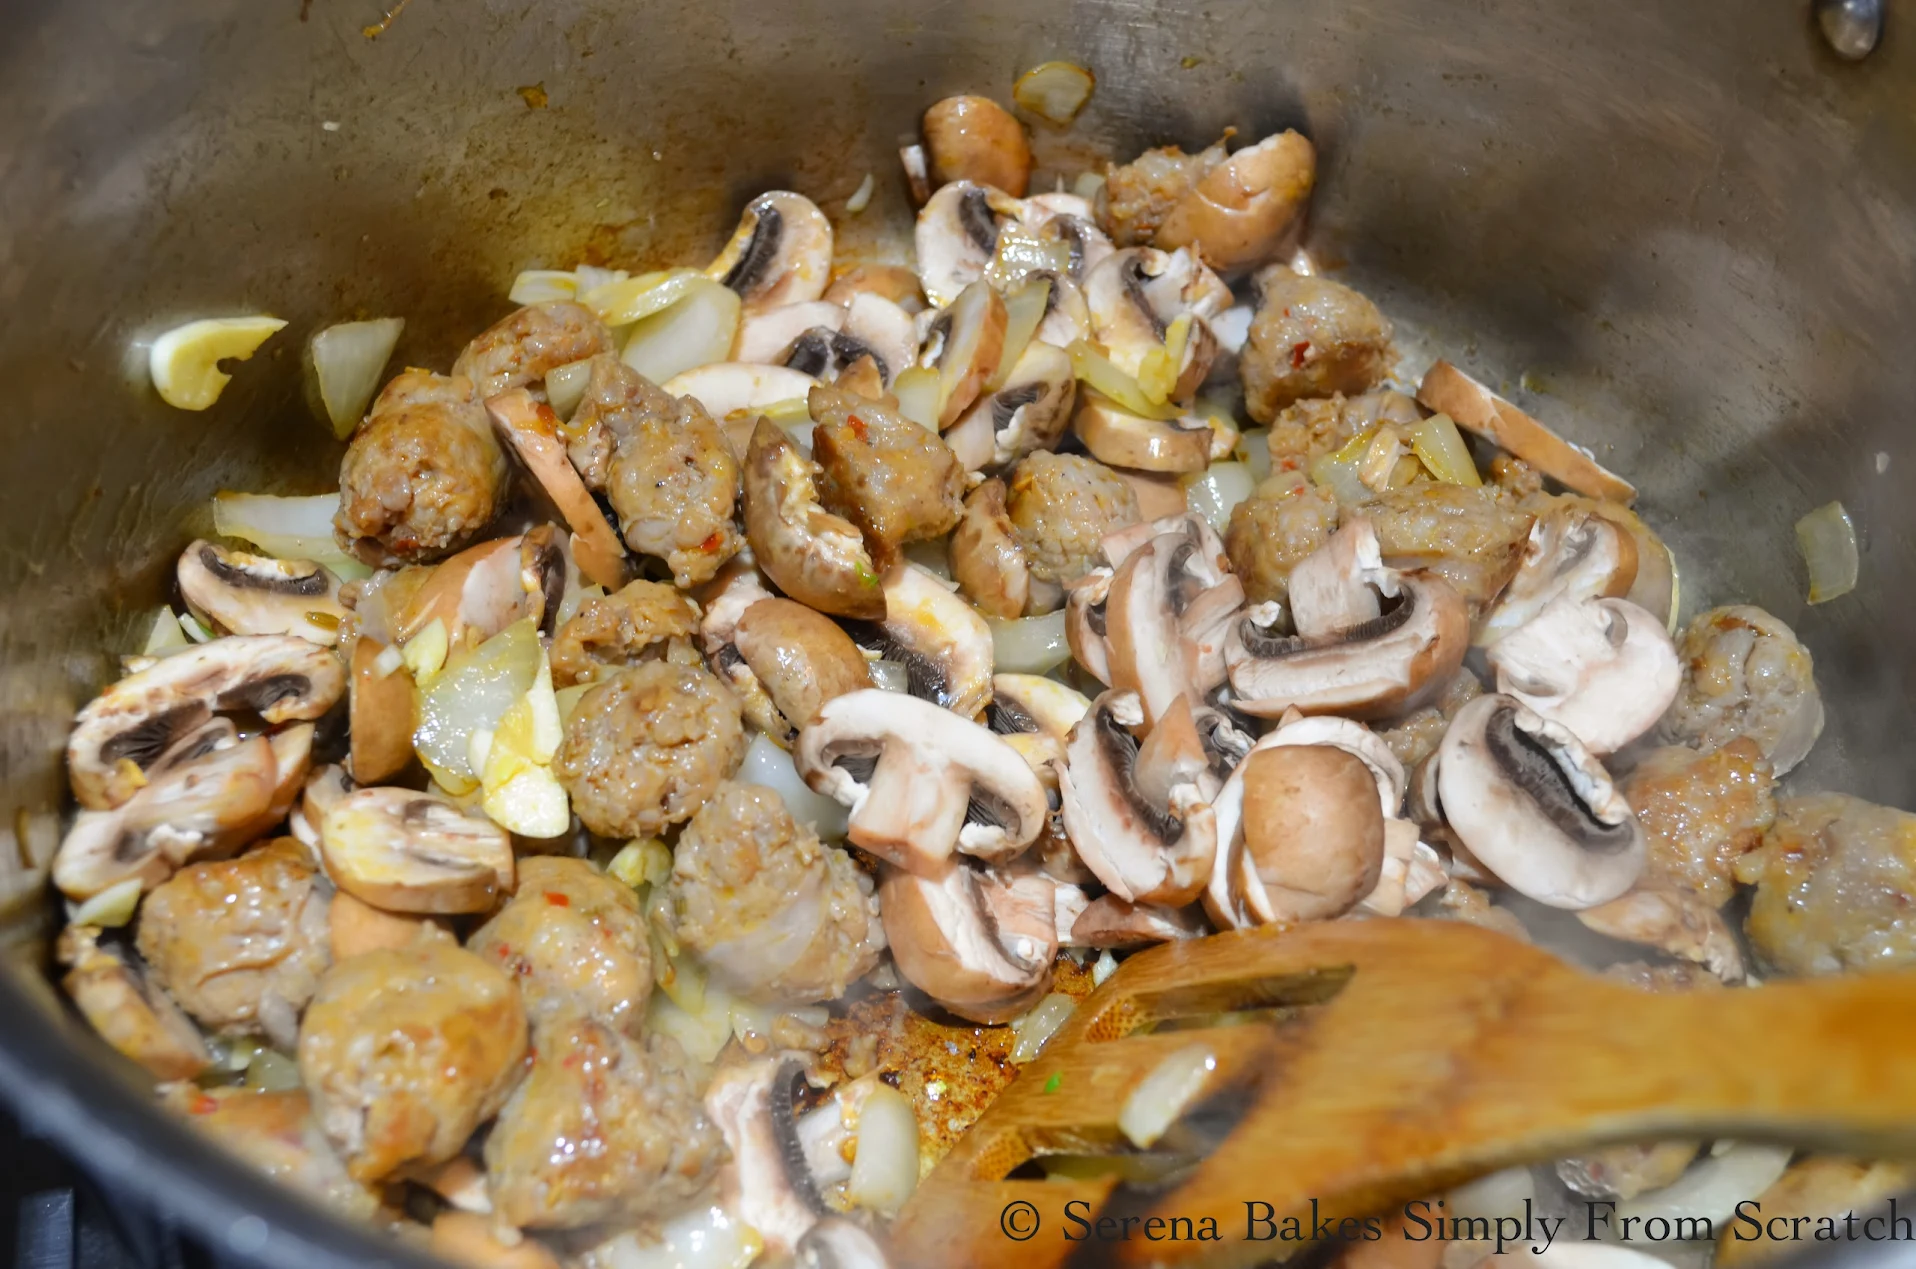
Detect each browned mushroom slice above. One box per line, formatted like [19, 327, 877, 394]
[1436, 693, 1645, 909]
[921, 95, 1032, 196]
[1224, 572, 1468, 720]
[1070, 895, 1207, 949]
[948, 340, 1077, 470]
[1084, 247, 1229, 394]
[58, 924, 211, 1080]
[708, 191, 835, 311]
[348, 637, 416, 785]
[841, 563, 994, 719]
[1478, 501, 1638, 646]
[1063, 566, 1115, 685]
[914, 181, 1023, 308]
[1073, 396, 1214, 474]
[704, 1057, 834, 1255]
[734, 598, 874, 734]
[825, 264, 927, 313]
[880, 859, 1055, 1022]
[1417, 360, 1636, 503]
[393, 528, 567, 646]
[741, 417, 886, 619]
[1576, 886, 1745, 983]
[1154, 130, 1316, 272]
[318, 787, 514, 914]
[1487, 595, 1680, 755]
[1057, 690, 1217, 906]
[67, 635, 343, 810]
[794, 689, 1047, 873]
[1103, 516, 1239, 724]
[949, 478, 1031, 619]
[177, 541, 347, 645]
[694, 555, 788, 740]
[484, 389, 630, 590]
[924, 281, 1008, 429]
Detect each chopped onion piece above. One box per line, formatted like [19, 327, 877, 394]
[1119, 1043, 1216, 1148]
[244, 1048, 302, 1093]
[1618, 1142, 1792, 1231]
[1183, 461, 1257, 533]
[988, 610, 1070, 674]
[70, 876, 143, 928]
[1446, 1164, 1534, 1223]
[845, 173, 876, 214]
[310, 317, 404, 439]
[590, 1204, 763, 1269]
[1407, 412, 1484, 486]
[621, 278, 742, 384]
[847, 1083, 921, 1215]
[554, 682, 591, 728]
[986, 224, 1075, 293]
[644, 990, 733, 1067]
[1210, 304, 1253, 355]
[899, 144, 931, 206]
[1013, 60, 1097, 125]
[1092, 949, 1119, 986]
[400, 618, 449, 684]
[178, 613, 214, 644]
[584, 268, 707, 327]
[739, 730, 849, 840]
[572, 264, 630, 293]
[1308, 425, 1378, 506]
[869, 660, 912, 693]
[508, 269, 579, 305]
[1796, 500, 1858, 604]
[607, 838, 673, 891]
[480, 657, 570, 838]
[545, 358, 594, 421]
[892, 365, 943, 430]
[141, 608, 190, 655]
[1136, 315, 1193, 407]
[1238, 428, 1273, 481]
[210, 491, 372, 580]
[1009, 993, 1076, 1063]
[1066, 341, 1179, 421]
[989, 276, 1052, 390]
[412, 618, 542, 795]
[1072, 171, 1107, 202]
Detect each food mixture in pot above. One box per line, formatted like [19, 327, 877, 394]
[52, 80, 1898, 1268]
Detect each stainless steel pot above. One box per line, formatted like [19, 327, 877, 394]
[2, 0, 1912, 1264]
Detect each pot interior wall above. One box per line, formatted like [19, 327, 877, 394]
[0, 0, 1909, 1260]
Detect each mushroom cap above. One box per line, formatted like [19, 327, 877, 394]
[319, 786, 515, 915]
[1437, 693, 1645, 909]
[921, 95, 1032, 197]
[923, 280, 1008, 430]
[734, 597, 873, 733]
[349, 636, 417, 785]
[879, 860, 1054, 1023]
[914, 181, 1023, 308]
[1285, 516, 1399, 640]
[1237, 745, 1386, 922]
[794, 689, 1047, 871]
[1073, 395, 1214, 474]
[705, 1057, 830, 1256]
[1070, 894, 1207, 949]
[949, 339, 1077, 470]
[1224, 572, 1469, 720]
[177, 540, 347, 646]
[837, 292, 919, 388]
[393, 530, 562, 647]
[1100, 509, 1230, 575]
[67, 634, 345, 810]
[1478, 503, 1639, 646]
[741, 418, 886, 620]
[708, 191, 834, 311]
[1154, 130, 1316, 272]
[1488, 595, 1680, 755]
[824, 264, 927, 313]
[484, 390, 630, 591]
[1057, 690, 1218, 906]
[1084, 247, 1228, 387]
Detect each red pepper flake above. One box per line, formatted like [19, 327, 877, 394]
[1290, 340, 1312, 369]
[534, 402, 562, 429]
[544, 891, 570, 907]
[847, 415, 869, 442]
[189, 1093, 218, 1116]
[699, 531, 724, 553]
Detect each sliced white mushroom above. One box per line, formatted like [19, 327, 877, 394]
[840, 563, 993, 718]
[1033, 274, 1092, 347]
[734, 300, 847, 364]
[177, 541, 347, 645]
[920, 281, 1008, 429]
[948, 340, 1076, 470]
[880, 859, 1055, 1022]
[947, 479, 1030, 618]
[913, 181, 1024, 308]
[1478, 502, 1639, 646]
[796, 1219, 894, 1269]
[708, 191, 835, 311]
[1436, 693, 1645, 909]
[1021, 194, 1115, 283]
[794, 689, 1048, 872]
[705, 1057, 831, 1257]
[1070, 894, 1207, 948]
[1418, 360, 1636, 504]
[485, 391, 629, 591]
[1487, 595, 1679, 755]
[1072, 397, 1211, 476]
[394, 528, 568, 647]
[1103, 520, 1237, 726]
[1084, 247, 1230, 393]
[742, 418, 886, 619]
[1225, 572, 1469, 720]
[1284, 517, 1400, 639]
[67, 635, 344, 810]
[986, 673, 1092, 774]
[794, 293, 920, 389]
[695, 554, 787, 740]
[318, 786, 514, 914]
[1063, 566, 1115, 685]
[1058, 690, 1218, 906]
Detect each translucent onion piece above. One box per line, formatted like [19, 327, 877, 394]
[1092, 949, 1119, 986]
[412, 618, 542, 795]
[644, 990, 733, 1067]
[989, 276, 1052, 390]
[1072, 171, 1107, 202]
[400, 618, 449, 684]
[892, 365, 943, 430]
[584, 267, 707, 327]
[1008, 993, 1076, 1063]
[589, 1204, 763, 1269]
[69, 876, 142, 927]
[902, 537, 954, 581]
[621, 278, 742, 384]
[1183, 461, 1257, 533]
[1617, 1141, 1793, 1231]
[244, 1048, 303, 1093]
[1066, 340, 1179, 421]
[1013, 60, 1097, 125]
[178, 613, 215, 644]
[141, 607, 190, 655]
[986, 224, 1075, 294]
[869, 660, 912, 693]
[988, 609, 1070, 673]
[311, 317, 404, 439]
[738, 730, 850, 840]
[554, 682, 591, 728]
[845, 173, 876, 214]
[1446, 1164, 1535, 1223]
[1238, 428, 1273, 481]
[572, 264, 629, 294]
[1308, 425, 1378, 506]
[479, 657, 569, 838]
[1407, 412, 1484, 486]
[847, 1083, 921, 1215]
[508, 269, 579, 305]
[545, 358, 594, 421]
[210, 491, 372, 580]
[1135, 315, 1192, 407]
[1119, 1043, 1216, 1148]
[1796, 500, 1858, 604]
[607, 838, 672, 891]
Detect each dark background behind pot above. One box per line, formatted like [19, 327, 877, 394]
[2, 0, 1914, 1264]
